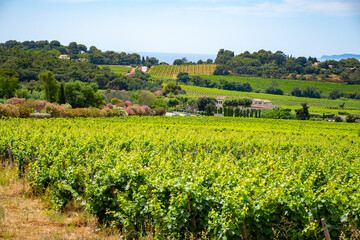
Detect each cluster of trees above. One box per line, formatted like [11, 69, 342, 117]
[213, 49, 360, 83]
[291, 86, 322, 98]
[223, 97, 252, 108]
[0, 47, 162, 95]
[38, 71, 104, 108]
[0, 40, 144, 66]
[173, 57, 213, 66]
[176, 73, 252, 92]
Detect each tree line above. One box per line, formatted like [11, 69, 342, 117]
[0, 47, 163, 100]
[0, 40, 147, 66]
[213, 49, 360, 84]
[176, 73, 252, 92]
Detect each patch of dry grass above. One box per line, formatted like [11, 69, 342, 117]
[0, 164, 124, 240]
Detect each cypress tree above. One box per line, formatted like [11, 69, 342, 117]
[235, 108, 240, 117]
[58, 82, 66, 104]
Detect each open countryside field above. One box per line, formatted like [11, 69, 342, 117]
[197, 75, 360, 96]
[149, 64, 216, 78]
[98, 65, 132, 75]
[181, 85, 360, 114]
[1, 117, 359, 239]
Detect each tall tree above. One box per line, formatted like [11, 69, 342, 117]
[58, 82, 66, 104]
[38, 71, 59, 102]
[0, 68, 20, 99]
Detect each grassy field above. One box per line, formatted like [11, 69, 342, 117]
[98, 65, 132, 75]
[149, 64, 216, 78]
[181, 85, 360, 114]
[196, 75, 360, 96]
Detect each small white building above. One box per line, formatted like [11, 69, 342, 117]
[58, 55, 70, 60]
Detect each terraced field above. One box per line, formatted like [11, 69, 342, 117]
[181, 85, 360, 114]
[98, 65, 132, 75]
[149, 64, 216, 78]
[197, 75, 360, 96]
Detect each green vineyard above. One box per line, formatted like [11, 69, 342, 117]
[149, 64, 217, 78]
[181, 85, 360, 113]
[1, 117, 359, 239]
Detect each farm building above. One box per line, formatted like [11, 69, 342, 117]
[58, 54, 70, 60]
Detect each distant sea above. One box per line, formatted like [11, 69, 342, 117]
[126, 52, 217, 65]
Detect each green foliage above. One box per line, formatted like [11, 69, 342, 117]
[265, 81, 283, 95]
[64, 81, 104, 108]
[295, 103, 310, 120]
[38, 71, 59, 102]
[0, 68, 20, 99]
[149, 64, 217, 78]
[262, 109, 294, 119]
[197, 74, 360, 97]
[163, 83, 182, 96]
[346, 114, 357, 123]
[234, 108, 240, 117]
[58, 82, 66, 104]
[14, 87, 30, 99]
[1, 117, 360, 239]
[196, 96, 216, 112]
[181, 85, 360, 111]
[223, 97, 252, 108]
[167, 97, 180, 108]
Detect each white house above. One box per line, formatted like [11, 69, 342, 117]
[58, 55, 70, 60]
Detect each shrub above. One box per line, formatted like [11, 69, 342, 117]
[153, 107, 166, 116]
[334, 116, 343, 122]
[0, 104, 20, 118]
[45, 103, 66, 118]
[126, 104, 146, 116]
[62, 103, 72, 109]
[110, 98, 122, 105]
[115, 107, 128, 117]
[346, 114, 356, 123]
[141, 106, 151, 115]
[26, 100, 47, 113]
[18, 104, 31, 118]
[6, 97, 25, 105]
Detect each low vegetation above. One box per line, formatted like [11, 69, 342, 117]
[1, 117, 359, 239]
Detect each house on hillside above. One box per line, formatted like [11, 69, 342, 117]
[251, 98, 279, 110]
[216, 96, 279, 110]
[58, 55, 70, 60]
[215, 96, 225, 109]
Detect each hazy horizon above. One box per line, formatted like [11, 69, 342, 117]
[1, 0, 359, 58]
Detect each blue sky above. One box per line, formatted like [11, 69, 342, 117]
[0, 0, 359, 58]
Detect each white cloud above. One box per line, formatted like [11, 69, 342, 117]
[187, 0, 360, 16]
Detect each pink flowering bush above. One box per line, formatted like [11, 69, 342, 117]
[154, 90, 163, 96]
[6, 97, 25, 105]
[0, 104, 20, 118]
[124, 101, 132, 108]
[25, 100, 47, 113]
[125, 104, 145, 116]
[125, 108, 136, 116]
[141, 105, 151, 115]
[45, 103, 67, 118]
[106, 103, 114, 109]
